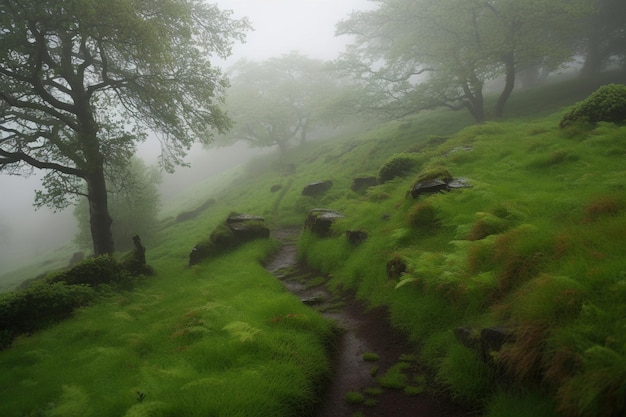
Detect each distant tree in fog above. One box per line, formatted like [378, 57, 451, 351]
[221, 53, 341, 154]
[579, 0, 626, 77]
[335, 0, 590, 122]
[74, 158, 161, 252]
[0, 0, 249, 256]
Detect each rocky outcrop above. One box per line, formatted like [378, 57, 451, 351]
[351, 175, 378, 193]
[189, 212, 270, 266]
[304, 208, 345, 237]
[175, 198, 215, 223]
[302, 180, 333, 197]
[409, 176, 472, 199]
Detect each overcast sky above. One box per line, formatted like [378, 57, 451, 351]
[0, 0, 373, 275]
[215, 0, 371, 61]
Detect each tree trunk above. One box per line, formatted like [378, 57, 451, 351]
[581, 30, 603, 78]
[495, 52, 516, 119]
[86, 166, 114, 256]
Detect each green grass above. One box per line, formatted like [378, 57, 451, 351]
[0, 241, 334, 417]
[1, 78, 625, 417]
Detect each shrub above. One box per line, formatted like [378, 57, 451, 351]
[46, 255, 127, 287]
[378, 153, 419, 183]
[560, 84, 626, 128]
[0, 282, 95, 349]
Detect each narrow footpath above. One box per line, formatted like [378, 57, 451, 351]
[265, 228, 472, 417]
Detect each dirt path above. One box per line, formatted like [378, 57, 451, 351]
[265, 228, 472, 417]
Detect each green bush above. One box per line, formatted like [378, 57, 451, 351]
[46, 255, 128, 287]
[0, 282, 95, 349]
[378, 153, 419, 183]
[560, 84, 626, 128]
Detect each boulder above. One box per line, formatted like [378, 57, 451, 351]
[409, 178, 449, 199]
[189, 213, 270, 266]
[346, 230, 368, 245]
[305, 208, 345, 237]
[351, 175, 378, 193]
[408, 177, 473, 199]
[270, 184, 282, 193]
[302, 180, 333, 197]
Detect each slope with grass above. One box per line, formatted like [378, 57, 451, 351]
[1, 76, 625, 417]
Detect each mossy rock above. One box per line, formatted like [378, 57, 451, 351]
[189, 213, 270, 265]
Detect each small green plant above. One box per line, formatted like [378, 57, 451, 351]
[345, 391, 365, 404]
[362, 352, 380, 362]
[377, 362, 410, 390]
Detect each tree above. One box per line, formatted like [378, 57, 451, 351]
[335, 0, 588, 122]
[0, 0, 249, 255]
[221, 53, 340, 154]
[74, 157, 161, 252]
[579, 0, 626, 77]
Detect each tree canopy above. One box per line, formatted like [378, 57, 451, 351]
[0, 0, 249, 255]
[335, 0, 593, 123]
[222, 52, 340, 154]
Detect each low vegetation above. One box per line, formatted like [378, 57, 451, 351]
[1, 78, 625, 417]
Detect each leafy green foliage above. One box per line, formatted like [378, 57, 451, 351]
[560, 84, 626, 127]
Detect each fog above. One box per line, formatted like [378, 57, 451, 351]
[0, 0, 372, 276]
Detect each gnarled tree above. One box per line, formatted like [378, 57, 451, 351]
[0, 0, 249, 255]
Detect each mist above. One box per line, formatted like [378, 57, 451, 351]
[0, 0, 372, 277]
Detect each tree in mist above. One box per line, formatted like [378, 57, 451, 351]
[335, 0, 588, 122]
[579, 0, 626, 77]
[0, 0, 249, 256]
[221, 53, 340, 154]
[74, 157, 160, 252]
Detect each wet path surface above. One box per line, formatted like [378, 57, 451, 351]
[265, 229, 472, 417]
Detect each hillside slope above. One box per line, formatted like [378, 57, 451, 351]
[1, 78, 625, 417]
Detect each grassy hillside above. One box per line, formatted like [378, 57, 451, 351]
[1, 76, 625, 417]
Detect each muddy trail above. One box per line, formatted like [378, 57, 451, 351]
[265, 228, 472, 417]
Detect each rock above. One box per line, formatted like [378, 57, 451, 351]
[447, 177, 473, 189]
[302, 180, 333, 197]
[454, 326, 514, 365]
[226, 213, 265, 224]
[351, 175, 378, 193]
[480, 327, 514, 362]
[189, 213, 270, 266]
[454, 327, 480, 350]
[346, 230, 368, 245]
[270, 184, 282, 193]
[386, 256, 408, 280]
[409, 178, 449, 199]
[305, 208, 345, 237]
